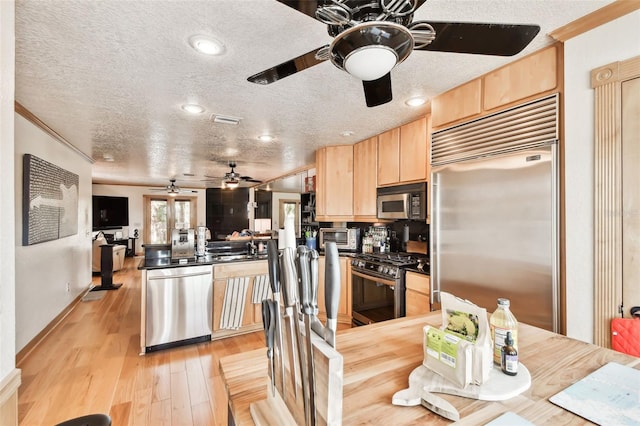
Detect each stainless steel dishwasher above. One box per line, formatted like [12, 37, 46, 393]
[145, 265, 213, 351]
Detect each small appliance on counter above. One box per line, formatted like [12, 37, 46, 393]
[196, 226, 208, 257]
[171, 228, 195, 262]
[319, 227, 360, 252]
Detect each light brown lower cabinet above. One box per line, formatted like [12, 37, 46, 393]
[405, 271, 431, 316]
[212, 260, 268, 339]
[317, 256, 352, 324]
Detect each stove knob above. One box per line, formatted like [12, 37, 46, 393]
[382, 266, 389, 274]
[388, 267, 397, 277]
[377, 265, 384, 273]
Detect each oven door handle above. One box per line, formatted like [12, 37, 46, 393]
[351, 270, 397, 287]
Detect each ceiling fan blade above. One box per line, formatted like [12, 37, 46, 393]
[416, 22, 540, 56]
[362, 73, 393, 107]
[247, 45, 329, 85]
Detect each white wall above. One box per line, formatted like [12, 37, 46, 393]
[92, 183, 207, 253]
[563, 11, 640, 343]
[0, 0, 16, 384]
[14, 114, 93, 352]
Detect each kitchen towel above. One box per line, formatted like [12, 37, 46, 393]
[220, 277, 249, 330]
[283, 216, 296, 249]
[251, 274, 271, 304]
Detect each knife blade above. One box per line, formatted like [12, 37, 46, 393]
[324, 242, 341, 348]
[261, 299, 276, 397]
[296, 245, 316, 426]
[267, 240, 285, 397]
[421, 390, 460, 422]
[279, 247, 300, 401]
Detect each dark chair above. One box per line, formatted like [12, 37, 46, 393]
[54, 413, 111, 426]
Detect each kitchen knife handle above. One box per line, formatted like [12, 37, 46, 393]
[310, 249, 319, 315]
[296, 246, 313, 314]
[267, 240, 280, 294]
[280, 247, 298, 307]
[261, 299, 275, 355]
[325, 242, 341, 322]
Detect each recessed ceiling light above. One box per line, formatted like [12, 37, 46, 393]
[258, 134, 274, 142]
[341, 130, 354, 137]
[189, 35, 225, 56]
[405, 96, 427, 107]
[181, 103, 205, 114]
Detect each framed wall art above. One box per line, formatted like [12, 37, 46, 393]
[23, 154, 79, 245]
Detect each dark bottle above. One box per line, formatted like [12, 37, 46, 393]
[501, 331, 518, 376]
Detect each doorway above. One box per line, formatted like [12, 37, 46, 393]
[279, 199, 300, 237]
[143, 195, 197, 244]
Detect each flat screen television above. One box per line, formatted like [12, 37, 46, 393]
[92, 195, 129, 230]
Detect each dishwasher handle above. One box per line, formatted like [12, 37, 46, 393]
[148, 270, 212, 280]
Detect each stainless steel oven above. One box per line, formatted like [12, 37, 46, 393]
[350, 253, 425, 326]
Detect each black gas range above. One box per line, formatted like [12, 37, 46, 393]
[350, 252, 429, 280]
[350, 252, 429, 326]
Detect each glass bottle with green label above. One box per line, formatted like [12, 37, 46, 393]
[490, 298, 518, 365]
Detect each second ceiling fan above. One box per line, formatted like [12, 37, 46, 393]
[205, 162, 263, 189]
[248, 0, 540, 107]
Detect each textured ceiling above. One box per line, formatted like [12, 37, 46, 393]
[15, 0, 613, 190]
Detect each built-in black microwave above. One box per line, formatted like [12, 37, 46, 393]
[377, 182, 427, 220]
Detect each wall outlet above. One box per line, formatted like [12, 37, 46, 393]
[66, 282, 70, 292]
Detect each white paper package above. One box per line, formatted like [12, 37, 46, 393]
[439, 292, 493, 385]
[423, 325, 473, 388]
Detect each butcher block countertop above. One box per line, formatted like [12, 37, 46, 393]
[219, 313, 640, 425]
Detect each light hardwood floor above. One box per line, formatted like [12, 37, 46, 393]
[17, 258, 265, 426]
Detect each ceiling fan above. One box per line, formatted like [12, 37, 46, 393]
[248, 0, 540, 107]
[149, 179, 198, 195]
[205, 162, 263, 189]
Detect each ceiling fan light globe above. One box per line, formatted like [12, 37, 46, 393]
[345, 46, 397, 81]
[225, 180, 239, 189]
[329, 22, 414, 81]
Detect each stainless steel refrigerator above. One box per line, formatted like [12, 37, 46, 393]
[430, 95, 560, 332]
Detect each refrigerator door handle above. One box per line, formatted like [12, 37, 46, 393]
[430, 175, 440, 305]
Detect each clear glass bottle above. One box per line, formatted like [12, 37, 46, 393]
[490, 298, 518, 365]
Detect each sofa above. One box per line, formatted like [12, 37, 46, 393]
[92, 234, 126, 273]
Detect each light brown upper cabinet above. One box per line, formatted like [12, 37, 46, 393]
[353, 136, 378, 220]
[432, 44, 561, 130]
[399, 116, 429, 183]
[432, 80, 482, 129]
[483, 45, 558, 111]
[378, 116, 429, 186]
[377, 127, 400, 186]
[315, 145, 354, 221]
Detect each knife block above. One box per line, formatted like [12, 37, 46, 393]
[251, 317, 343, 426]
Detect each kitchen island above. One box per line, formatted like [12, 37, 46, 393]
[220, 312, 640, 425]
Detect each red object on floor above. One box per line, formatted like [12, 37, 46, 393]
[611, 316, 640, 357]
